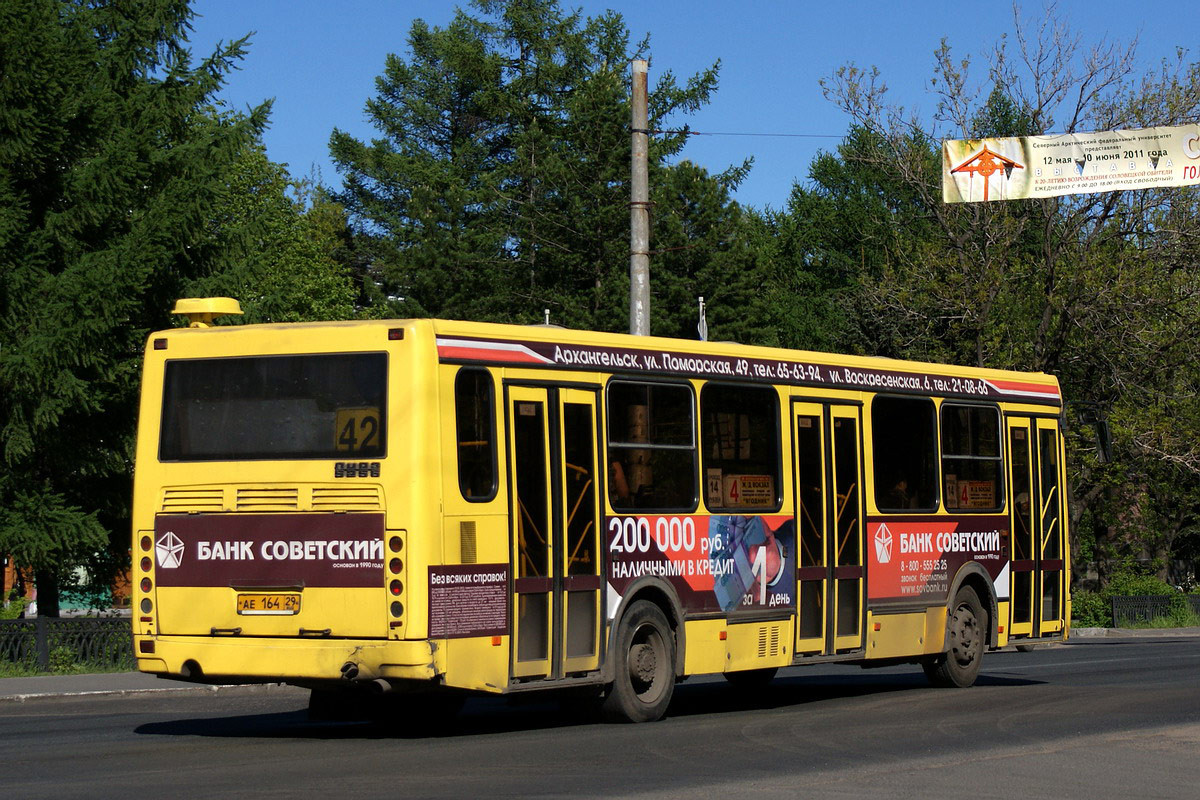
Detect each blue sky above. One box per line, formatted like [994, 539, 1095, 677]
[187, 1, 1194, 211]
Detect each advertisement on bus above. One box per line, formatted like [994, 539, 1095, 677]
[152, 513, 385, 588]
[605, 514, 795, 615]
[866, 516, 1008, 604]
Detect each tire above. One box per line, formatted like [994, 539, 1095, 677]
[924, 586, 986, 688]
[723, 667, 778, 691]
[601, 600, 676, 723]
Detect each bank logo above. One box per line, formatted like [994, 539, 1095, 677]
[156, 531, 185, 569]
[874, 524, 893, 564]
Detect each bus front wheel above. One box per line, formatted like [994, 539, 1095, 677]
[602, 600, 676, 723]
[924, 586, 986, 688]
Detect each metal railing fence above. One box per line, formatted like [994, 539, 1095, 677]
[0, 617, 134, 672]
[1110, 595, 1200, 628]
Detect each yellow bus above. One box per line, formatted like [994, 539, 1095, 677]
[132, 298, 1069, 723]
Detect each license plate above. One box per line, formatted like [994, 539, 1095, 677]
[236, 593, 301, 615]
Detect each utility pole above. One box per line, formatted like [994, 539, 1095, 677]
[629, 59, 650, 336]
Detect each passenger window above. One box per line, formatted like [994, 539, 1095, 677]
[455, 368, 496, 501]
[872, 396, 938, 511]
[700, 384, 781, 511]
[606, 382, 697, 511]
[941, 405, 1002, 512]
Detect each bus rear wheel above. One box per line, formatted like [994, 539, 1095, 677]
[924, 586, 986, 688]
[602, 600, 675, 723]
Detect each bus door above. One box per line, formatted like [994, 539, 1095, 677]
[793, 401, 865, 656]
[1006, 416, 1067, 637]
[507, 385, 603, 681]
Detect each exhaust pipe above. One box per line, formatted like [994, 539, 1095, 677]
[340, 661, 359, 680]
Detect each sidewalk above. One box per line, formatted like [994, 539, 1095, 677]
[0, 671, 297, 703]
[1070, 626, 1200, 638]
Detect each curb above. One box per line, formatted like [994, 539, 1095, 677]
[1070, 626, 1200, 639]
[0, 681, 304, 704]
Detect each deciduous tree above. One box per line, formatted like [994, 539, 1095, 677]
[799, 2, 1200, 582]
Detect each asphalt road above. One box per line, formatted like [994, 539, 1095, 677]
[5, 637, 1200, 799]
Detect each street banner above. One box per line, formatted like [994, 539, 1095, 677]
[943, 124, 1200, 203]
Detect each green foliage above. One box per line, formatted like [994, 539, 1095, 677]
[799, 7, 1200, 584]
[186, 147, 357, 322]
[0, 619, 134, 675]
[1075, 567, 1196, 628]
[0, 591, 29, 620]
[647, 161, 775, 344]
[49, 645, 82, 675]
[0, 0, 267, 610]
[331, 0, 748, 333]
[1139, 610, 1200, 628]
[1105, 569, 1175, 598]
[1070, 590, 1109, 628]
[3, 0, 1198, 629]
[0, 659, 37, 678]
[741, 183, 852, 353]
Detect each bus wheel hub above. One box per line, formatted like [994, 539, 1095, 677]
[630, 643, 657, 683]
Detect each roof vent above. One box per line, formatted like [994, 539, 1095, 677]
[171, 297, 243, 328]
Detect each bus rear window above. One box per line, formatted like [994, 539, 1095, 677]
[159, 353, 387, 461]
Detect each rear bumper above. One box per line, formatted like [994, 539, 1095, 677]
[135, 635, 440, 684]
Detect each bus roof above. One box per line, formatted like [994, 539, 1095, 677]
[151, 314, 1062, 407]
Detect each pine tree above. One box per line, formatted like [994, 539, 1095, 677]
[330, 0, 740, 334]
[0, 0, 266, 614]
[330, 9, 511, 320]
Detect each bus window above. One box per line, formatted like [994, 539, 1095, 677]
[606, 381, 696, 512]
[160, 353, 386, 461]
[1039, 429, 1062, 560]
[1039, 427, 1063, 622]
[455, 368, 497, 501]
[563, 402, 597, 577]
[871, 396, 938, 511]
[1010, 424, 1034, 627]
[700, 384, 781, 511]
[941, 405, 1002, 511]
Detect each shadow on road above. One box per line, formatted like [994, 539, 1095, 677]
[133, 668, 1043, 741]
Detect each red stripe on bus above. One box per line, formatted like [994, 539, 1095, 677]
[437, 345, 546, 364]
[990, 379, 1060, 397]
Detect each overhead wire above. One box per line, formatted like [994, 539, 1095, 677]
[652, 128, 843, 139]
